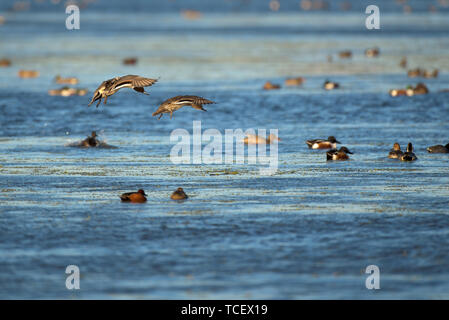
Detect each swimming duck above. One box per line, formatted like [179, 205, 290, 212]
[122, 57, 138, 65]
[54, 75, 78, 85]
[243, 133, 280, 145]
[323, 80, 339, 90]
[170, 187, 188, 200]
[427, 143, 449, 153]
[263, 81, 281, 90]
[423, 69, 438, 78]
[326, 147, 353, 161]
[400, 143, 417, 161]
[152, 95, 215, 119]
[388, 142, 404, 159]
[81, 131, 99, 147]
[338, 50, 352, 59]
[389, 88, 413, 97]
[284, 77, 305, 86]
[306, 136, 340, 149]
[120, 189, 147, 203]
[0, 58, 11, 67]
[365, 47, 380, 58]
[407, 68, 422, 78]
[412, 83, 429, 95]
[48, 87, 87, 96]
[88, 75, 157, 107]
[399, 57, 407, 69]
[18, 70, 39, 78]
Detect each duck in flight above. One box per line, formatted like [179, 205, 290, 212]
[152, 95, 215, 119]
[88, 75, 157, 107]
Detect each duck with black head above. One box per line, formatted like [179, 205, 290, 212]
[306, 136, 341, 149]
[326, 147, 353, 161]
[400, 143, 417, 161]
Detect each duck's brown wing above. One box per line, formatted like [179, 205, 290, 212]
[173, 95, 215, 105]
[120, 192, 134, 201]
[113, 75, 158, 90]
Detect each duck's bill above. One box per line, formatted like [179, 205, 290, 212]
[347, 150, 353, 154]
[336, 140, 341, 144]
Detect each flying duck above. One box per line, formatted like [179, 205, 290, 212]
[88, 75, 157, 107]
[306, 136, 340, 149]
[152, 95, 215, 119]
[120, 189, 147, 203]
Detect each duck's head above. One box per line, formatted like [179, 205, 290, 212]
[445, 143, 449, 150]
[393, 142, 401, 151]
[137, 189, 147, 196]
[340, 147, 353, 154]
[328, 136, 341, 144]
[407, 142, 414, 152]
[91, 131, 97, 138]
[176, 187, 184, 193]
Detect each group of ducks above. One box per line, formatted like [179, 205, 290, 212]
[305, 136, 353, 160]
[86, 74, 216, 203]
[120, 187, 188, 203]
[305, 136, 449, 162]
[88, 74, 215, 119]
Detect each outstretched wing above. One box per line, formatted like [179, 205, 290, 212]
[113, 75, 158, 90]
[168, 95, 215, 105]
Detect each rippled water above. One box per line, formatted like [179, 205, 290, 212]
[1, 0, 449, 299]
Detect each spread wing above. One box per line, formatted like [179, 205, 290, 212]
[113, 75, 158, 90]
[165, 95, 215, 105]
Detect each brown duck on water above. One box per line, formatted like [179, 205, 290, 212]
[88, 75, 158, 107]
[152, 95, 215, 119]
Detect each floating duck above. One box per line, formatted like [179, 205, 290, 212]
[243, 133, 280, 145]
[152, 95, 215, 120]
[123, 57, 138, 65]
[120, 189, 147, 203]
[412, 83, 429, 95]
[54, 75, 78, 85]
[326, 147, 353, 161]
[181, 10, 202, 20]
[338, 50, 352, 59]
[18, 70, 39, 78]
[306, 136, 340, 149]
[263, 81, 281, 90]
[400, 143, 417, 161]
[399, 57, 407, 69]
[0, 58, 11, 67]
[323, 80, 339, 90]
[427, 143, 449, 153]
[48, 87, 87, 96]
[81, 131, 99, 147]
[88, 75, 157, 107]
[284, 77, 305, 86]
[423, 69, 438, 78]
[365, 47, 380, 57]
[170, 187, 188, 200]
[388, 143, 404, 159]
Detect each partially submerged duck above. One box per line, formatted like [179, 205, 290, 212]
[243, 133, 280, 145]
[306, 136, 340, 149]
[48, 87, 87, 96]
[365, 47, 380, 58]
[66, 131, 117, 148]
[18, 70, 39, 78]
[120, 189, 147, 203]
[388, 142, 404, 159]
[170, 187, 188, 200]
[326, 147, 353, 161]
[323, 80, 339, 90]
[54, 75, 78, 85]
[427, 143, 449, 153]
[263, 81, 281, 90]
[284, 77, 305, 86]
[400, 143, 417, 161]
